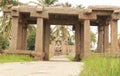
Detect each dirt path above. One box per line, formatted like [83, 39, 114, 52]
[0, 56, 83, 76]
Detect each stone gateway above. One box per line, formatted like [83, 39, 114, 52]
[4, 5, 120, 61]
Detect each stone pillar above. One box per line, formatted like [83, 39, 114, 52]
[75, 23, 81, 61]
[35, 18, 44, 60]
[97, 25, 104, 53]
[44, 22, 50, 60]
[83, 20, 91, 57]
[21, 23, 27, 50]
[17, 20, 27, 50]
[9, 17, 19, 51]
[17, 21, 23, 50]
[110, 20, 118, 54]
[103, 24, 109, 53]
[80, 24, 84, 58]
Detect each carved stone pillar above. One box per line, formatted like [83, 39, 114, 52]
[110, 20, 118, 54]
[83, 20, 91, 57]
[80, 24, 84, 58]
[17, 19, 27, 50]
[75, 23, 81, 61]
[9, 17, 19, 51]
[35, 18, 44, 60]
[103, 24, 109, 53]
[44, 22, 50, 60]
[97, 25, 104, 53]
[21, 23, 27, 50]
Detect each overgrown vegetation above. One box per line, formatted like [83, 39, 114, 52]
[79, 55, 120, 76]
[27, 30, 36, 50]
[0, 54, 35, 63]
[0, 34, 9, 50]
[66, 55, 75, 61]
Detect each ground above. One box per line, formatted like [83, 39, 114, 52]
[0, 55, 83, 76]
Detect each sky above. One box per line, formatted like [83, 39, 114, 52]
[19, 0, 120, 35]
[1, 0, 119, 41]
[19, 0, 120, 7]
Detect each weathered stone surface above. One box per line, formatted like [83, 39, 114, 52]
[6, 5, 120, 60]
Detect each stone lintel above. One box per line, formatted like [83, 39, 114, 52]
[79, 13, 97, 20]
[36, 6, 44, 13]
[111, 14, 120, 20]
[84, 9, 92, 14]
[113, 10, 120, 14]
[11, 6, 19, 17]
[47, 19, 78, 25]
[88, 5, 120, 11]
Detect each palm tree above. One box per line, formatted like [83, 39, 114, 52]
[0, 0, 23, 10]
[51, 25, 70, 40]
[0, 0, 24, 49]
[76, 4, 84, 9]
[90, 31, 96, 48]
[62, 2, 72, 7]
[30, 0, 58, 6]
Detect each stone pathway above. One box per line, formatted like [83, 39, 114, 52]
[0, 56, 83, 76]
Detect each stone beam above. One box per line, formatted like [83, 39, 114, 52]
[79, 13, 97, 20]
[45, 7, 82, 15]
[112, 13, 120, 20]
[11, 6, 19, 17]
[47, 19, 78, 25]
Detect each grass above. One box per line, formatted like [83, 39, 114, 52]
[0, 54, 35, 63]
[66, 55, 75, 61]
[79, 55, 120, 76]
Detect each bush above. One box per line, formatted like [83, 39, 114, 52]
[0, 34, 9, 50]
[79, 55, 120, 76]
[27, 30, 36, 50]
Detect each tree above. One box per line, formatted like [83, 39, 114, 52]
[0, 0, 24, 50]
[76, 4, 84, 9]
[30, 0, 58, 6]
[62, 2, 72, 7]
[90, 31, 96, 48]
[27, 30, 36, 50]
[0, 0, 23, 10]
[0, 33, 9, 50]
[51, 25, 70, 40]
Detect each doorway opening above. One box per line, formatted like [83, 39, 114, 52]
[49, 25, 75, 61]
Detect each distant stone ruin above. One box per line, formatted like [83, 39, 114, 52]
[4, 5, 120, 61]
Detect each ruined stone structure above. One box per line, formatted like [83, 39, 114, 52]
[4, 5, 120, 61]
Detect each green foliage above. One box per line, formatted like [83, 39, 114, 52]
[30, 0, 58, 6]
[0, 54, 34, 63]
[66, 55, 75, 61]
[27, 30, 36, 50]
[90, 31, 96, 48]
[0, 0, 23, 9]
[80, 55, 120, 76]
[0, 34, 9, 50]
[62, 2, 72, 7]
[68, 37, 74, 45]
